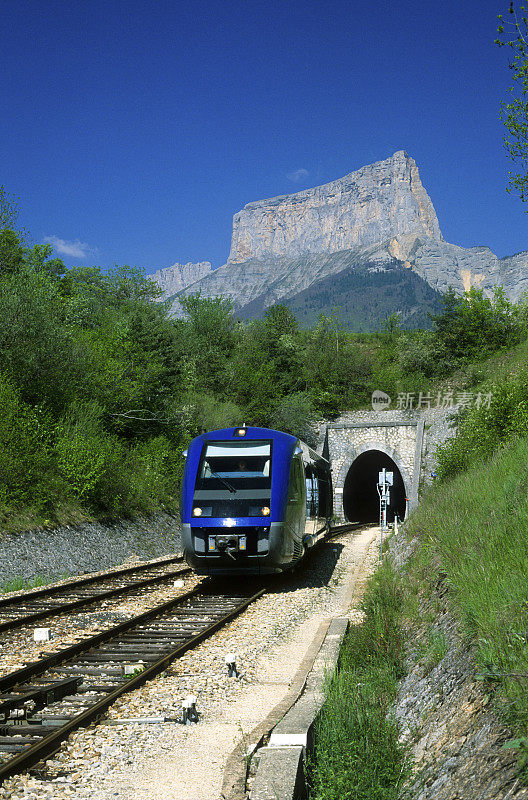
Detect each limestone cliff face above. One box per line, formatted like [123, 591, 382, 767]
[155, 151, 528, 325]
[151, 261, 211, 300]
[227, 151, 442, 263]
[387, 234, 528, 302]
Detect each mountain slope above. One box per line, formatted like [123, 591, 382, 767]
[235, 253, 442, 330]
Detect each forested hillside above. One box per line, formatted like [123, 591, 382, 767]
[1, 189, 527, 531]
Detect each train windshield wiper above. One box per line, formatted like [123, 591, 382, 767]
[206, 466, 237, 494]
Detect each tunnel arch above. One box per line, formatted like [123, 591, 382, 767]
[338, 444, 409, 524]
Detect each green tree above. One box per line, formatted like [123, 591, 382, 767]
[0, 229, 25, 275]
[496, 2, 528, 202]
[0, 266, 80, 409]
[0, 374, 55, 508]
[262, 303, 298, 341]
[0, 186, 20, 231]
[104, 264, 162, 306]
[179, 292, 235, 352]
[303, 311, 372, 416]
[179, 292, 236, 394]
[430, 286, 520, 361]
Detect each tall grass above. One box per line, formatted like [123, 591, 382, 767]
[407, 436, 528, 731]
[0, 574, 57, 594]
[309, 562, 410, 800]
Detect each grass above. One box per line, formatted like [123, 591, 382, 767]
[0, 573, 58, 594]
[308, 561, 411, 800]
[0, 500, 94, 536]
[405, 435, 528, 736]
[420, 629, 449, 675]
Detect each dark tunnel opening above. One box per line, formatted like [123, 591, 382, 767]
[343, 450, 407, 524]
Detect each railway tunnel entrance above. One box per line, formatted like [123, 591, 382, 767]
[343, 449, 406, 524]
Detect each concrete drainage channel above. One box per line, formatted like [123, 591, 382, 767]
[221, 617, 348, 800]
[218, 524, 373, 800]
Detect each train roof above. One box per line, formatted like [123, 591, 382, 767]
[189, 427, 329, 467]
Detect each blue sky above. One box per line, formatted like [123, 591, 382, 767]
[1, 0, 526, 273]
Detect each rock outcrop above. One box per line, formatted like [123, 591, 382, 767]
[152, 151, 528, 326]
[228, 150, 442, 263]
[151, 261, 211, 300]
[392, 236, 528, 302]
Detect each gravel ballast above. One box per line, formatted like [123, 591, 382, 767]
[0, 513, 182, 587]
[0, 526, 380, 800]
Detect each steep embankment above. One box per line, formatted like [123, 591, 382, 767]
[389, 435, 528, 798]
[310, 342, 528, 799]
[0, 513, 181, 589]
[391, 344, 528, 796]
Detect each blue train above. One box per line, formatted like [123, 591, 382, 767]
[180, 426, 333, 575]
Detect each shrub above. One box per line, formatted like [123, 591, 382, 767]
[54, 401, 125, 509]
[398, 330, 456, 379]
[0, 373, 55, 507]
[431, 286, 522, 364]
[268, 391, 316, 444]
[436, 373, 528, 479]
[127, 435, 179, 510]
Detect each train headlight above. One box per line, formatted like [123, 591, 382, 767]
[261, 506, 270, 516]
[192, 507, 202, 517]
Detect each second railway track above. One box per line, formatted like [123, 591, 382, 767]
[0, 585, 265, 783]
[0, 555, 192, 634]
[0, 524, 362, 786]
[0, 524, 360, 636]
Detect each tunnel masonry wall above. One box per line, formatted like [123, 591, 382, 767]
[325, 408, 457, 522]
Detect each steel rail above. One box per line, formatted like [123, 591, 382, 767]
[0, 586, 266, 782]
[0, 554, 185, 608]
[0, 564, 193, 634]
[327, 522, 364, 539]
[0, 586, 201, 692]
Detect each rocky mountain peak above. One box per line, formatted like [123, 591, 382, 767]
[152, 151, 528, 329]
[227, 151, 442, 264]
[151, 260, 212, 299]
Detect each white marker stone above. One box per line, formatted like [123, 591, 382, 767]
[34, 628, 51, 641]
[123, 662, 145, 676]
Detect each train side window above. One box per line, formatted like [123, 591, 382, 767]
[312, 476, 319, 517]
[305, 471, 314, 516]
[305, 470, 319, 518]
[316, 467, 331, 517]
[289, 457, 304, 503]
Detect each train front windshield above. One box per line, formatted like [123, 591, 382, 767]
[192, 440, 272, 518]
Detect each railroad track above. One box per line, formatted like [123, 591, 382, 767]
[0, 555, 192, 634]
[327, 521, 364, 539]
[0, 585, 265, 782]
[0, 527, 360, 634]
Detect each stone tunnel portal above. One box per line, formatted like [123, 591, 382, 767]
[343, 450, 407, 523]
